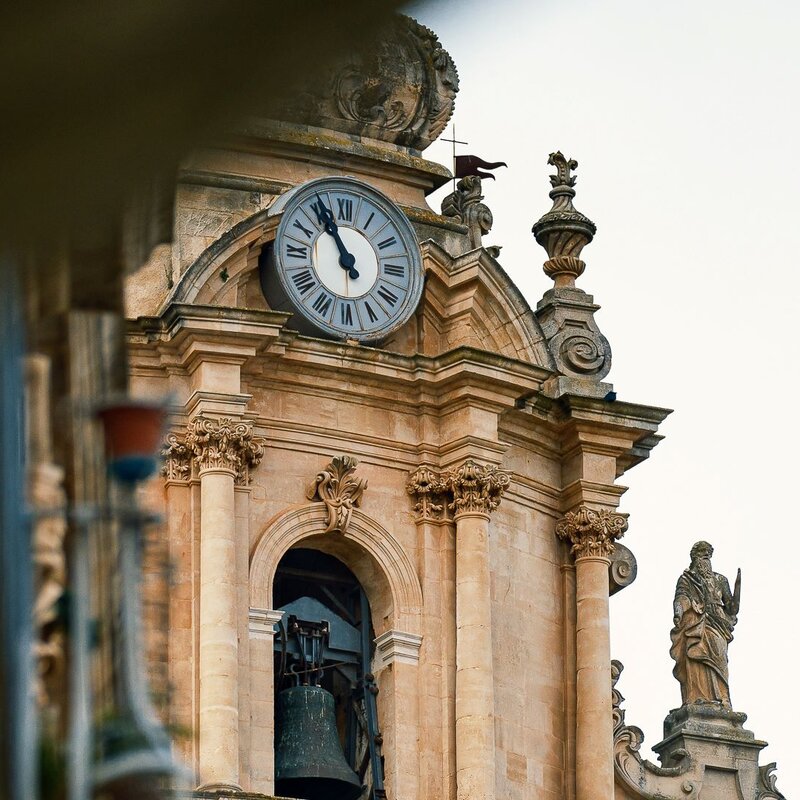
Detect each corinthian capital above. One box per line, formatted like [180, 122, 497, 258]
[445, 459, 510, 518]
[555, 505, 628, 560]
[185, 416, 264, 485]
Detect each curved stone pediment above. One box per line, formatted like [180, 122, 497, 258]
[132, 207, 554, 370]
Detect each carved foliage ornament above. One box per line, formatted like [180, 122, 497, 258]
[162, 417, 264, 486]
[555, 505, 628, 560]
[406, 460, 510, 521]
[307, 455, 368, 534]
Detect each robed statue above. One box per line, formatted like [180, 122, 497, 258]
[669, 541, 741, 707]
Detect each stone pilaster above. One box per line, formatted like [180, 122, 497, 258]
[409, 460, 509, 800]
[181, 416, 264, 791]
[556, 506, 628, 800]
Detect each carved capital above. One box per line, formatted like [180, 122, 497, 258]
[445, 459, 510, 518]
[307, 455, 367, 534]
[555, 506, 628, 560]
[160, 432, 191, 482]
[406, 464, 448, 521]
[183, 416, 264, 485]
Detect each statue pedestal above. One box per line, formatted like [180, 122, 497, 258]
[653, 705, 770, 799]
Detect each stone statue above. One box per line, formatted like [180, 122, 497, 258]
[670, 541, 741, 707]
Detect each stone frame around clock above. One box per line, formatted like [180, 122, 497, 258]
[259, 176, 425, 345]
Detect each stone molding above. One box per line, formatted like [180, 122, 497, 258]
[306, 455, 368, 535]
[555, 505, 628, 561]
[248, 608, 284, 640]
[406, 460, 511, 521]
[373, 629, 423, 670]
[161, 416, 265, 486]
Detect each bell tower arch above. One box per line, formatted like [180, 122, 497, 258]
[248, 503, 424, 797]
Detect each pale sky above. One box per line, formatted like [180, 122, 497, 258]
[413, 0, 799, 793]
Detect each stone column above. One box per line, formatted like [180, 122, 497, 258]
[556, 506, 627, 800]
[186, 416, 263, 791]
[447, 460, 510, 800]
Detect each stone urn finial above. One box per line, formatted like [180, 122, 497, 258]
[532, 151, 597, 287]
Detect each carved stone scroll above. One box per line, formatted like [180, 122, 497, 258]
[306, 455, 368, 534]
[555, 506, 628, 560]
[609, 542, 638, 595]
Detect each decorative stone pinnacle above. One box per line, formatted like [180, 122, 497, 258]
[175, 416, 264, 485]
[555, 506, 628, 560]
[532, 151, 597, 288]
[307, 455, 368, 534]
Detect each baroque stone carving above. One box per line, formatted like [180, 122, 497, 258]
[555, 506, 628, 560]
[757, 764, 787, 800]
[609, 542, 638, 595]
[161, 432, 191, 482]
[406, 460, 510, 520]
[441, 175, 493, 249]
[612, 659, 698, 799]
[532, 151, 612, 386]
[307, 455, 368, 534]
[445, 459, 510, 516]
[670, 541, 740, 708]
[532, 152, 596, 286]
[276, 16, 458, 151]
[406, 464, 447, 520]
[182, 416, 264, 485]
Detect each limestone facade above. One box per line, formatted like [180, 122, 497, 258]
[124, 23, 672, 800]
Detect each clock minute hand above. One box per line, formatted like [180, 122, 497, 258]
[314, 195, 359, 279]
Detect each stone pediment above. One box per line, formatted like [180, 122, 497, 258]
[131, 207, 554, 370]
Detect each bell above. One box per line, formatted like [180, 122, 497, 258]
[275, 685, 363, 800]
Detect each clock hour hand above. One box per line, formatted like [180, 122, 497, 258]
[313, 195, 359, 279]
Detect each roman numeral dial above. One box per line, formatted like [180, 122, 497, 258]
[261, 176, 424, 343]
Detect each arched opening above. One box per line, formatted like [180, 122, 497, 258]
[272, 547, 385, 800]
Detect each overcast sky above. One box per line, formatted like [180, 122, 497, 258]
[413, 0, 799, 793]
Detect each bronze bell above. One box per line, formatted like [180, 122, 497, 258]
[275, 685, 362, 800]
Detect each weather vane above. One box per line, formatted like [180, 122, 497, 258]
[441, 124, 507, 191]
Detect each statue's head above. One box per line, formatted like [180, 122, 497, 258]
[690, 541, 714, 576]
[690, 540, 714, 561]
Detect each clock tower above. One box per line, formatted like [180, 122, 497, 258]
[124, 14, 678, 800]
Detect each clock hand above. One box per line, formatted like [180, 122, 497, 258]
[314, 195, 359, 279]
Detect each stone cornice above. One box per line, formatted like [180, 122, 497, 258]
[407, 459, 511, 521]
[555, 505, 628, 561]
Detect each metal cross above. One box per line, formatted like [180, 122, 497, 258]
[441, 125, 468, 192]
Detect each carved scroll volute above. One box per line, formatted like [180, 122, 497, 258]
[307, 455, 368, 534]
[555, 505, 628, 561]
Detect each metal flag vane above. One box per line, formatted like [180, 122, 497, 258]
[441, 124, 508, 190]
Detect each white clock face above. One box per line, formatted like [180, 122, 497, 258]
[262, 177, 424, 342]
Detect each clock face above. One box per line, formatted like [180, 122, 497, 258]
[260, 177, 424, 343]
